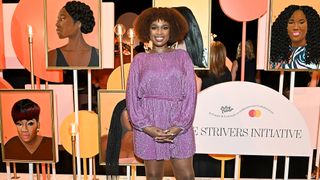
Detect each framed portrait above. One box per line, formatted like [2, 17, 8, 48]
[153, 0, 212, 70]
[0, 90, 57, 163]
[267, 0, 320, 71]
[44, 0, 101, 70]
[98, 90, 142, 165]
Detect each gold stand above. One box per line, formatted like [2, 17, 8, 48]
[47, 163, 51, 180]
[127, 28, 135, 62]
[71, 133, 76, 180]
[11, 163, 20, 179]
[28, 34, 34, 89]
[36, 164, 40, 180]
[92, 158, 98, 180]
[113, 24, 126, 90]
[131, 165, 136, 180]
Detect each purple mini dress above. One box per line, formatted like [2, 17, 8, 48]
[126, 49, 197, 160]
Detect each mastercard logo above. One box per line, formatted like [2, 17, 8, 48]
[248, 109, 261, 117]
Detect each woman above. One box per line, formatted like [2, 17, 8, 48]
[4, 99, 53, 161]
[231, 40, 260, 82]
[48, 1, 99, 68]
[270, 5, 320, 70]
[200, 41, 232, 90]
[126, 7, 197, 180]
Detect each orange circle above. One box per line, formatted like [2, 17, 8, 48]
[208, 154, 235, 161]
[60, 110, 99, 158]
[11, 0, 63, 82]
[255, 109, 261, 117]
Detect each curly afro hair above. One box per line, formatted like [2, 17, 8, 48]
[134, 7, 189, 44]
[270, 5, 320, 65]
[64, 1, 95, 34]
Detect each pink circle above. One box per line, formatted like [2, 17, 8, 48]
[249, 109, 256, 117]
[219, 0, 268, 22]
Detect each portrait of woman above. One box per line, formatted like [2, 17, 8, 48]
[103, 99, 140, 175]
[0, 90, 55, 162]
[3, 99, 53, 161]
[46, 0, 100, 69]
[269, 4, 320, 70]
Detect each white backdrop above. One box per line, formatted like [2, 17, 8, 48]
[194, 81, 312, 157]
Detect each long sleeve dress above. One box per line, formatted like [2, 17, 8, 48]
[126, 49, 197, 160]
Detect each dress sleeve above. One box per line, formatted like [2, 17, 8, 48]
[171, 51, 197, 133]
[126, 54, 151, 131]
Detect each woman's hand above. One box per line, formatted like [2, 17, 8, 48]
[162, 126, 182, 143]
[143, 126, 171, 142]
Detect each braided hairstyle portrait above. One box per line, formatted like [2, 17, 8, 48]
[64, 1, 96, 34]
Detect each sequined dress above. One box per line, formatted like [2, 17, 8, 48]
[126, 49, 196, 160]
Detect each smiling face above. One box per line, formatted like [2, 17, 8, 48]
[287, 10, 308, 47]
[149, 19, 170, 52]
[15, 119, 39, 143]
[55, 8, 81, 39]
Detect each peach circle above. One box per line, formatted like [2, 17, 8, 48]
[219, 0, 268, 22]
[60, 110, 99, 158]
[11, 0, 63, 82]
[255, 109, 262, 117]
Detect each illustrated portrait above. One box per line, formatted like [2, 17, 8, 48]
[153, 0, 211, 69]
[268, 0, 320, 71]
[0, 90, 56, 162]
[45, 0, 101, 69]
[98, 90, 141, 167]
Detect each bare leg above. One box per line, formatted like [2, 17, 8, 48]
[144, 160, 164, 180]
[170, 157, 195, 180]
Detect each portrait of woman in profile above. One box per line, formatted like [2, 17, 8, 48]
[4, 99, 53, 161]
[47, 0, 99, 68]
[269, 5, 320, 70]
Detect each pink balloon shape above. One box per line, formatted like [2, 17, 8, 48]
[11, 0, 63, 82]
[219, 0, 268, 22]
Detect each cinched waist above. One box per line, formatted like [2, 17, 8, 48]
[142, 95, 183, 102]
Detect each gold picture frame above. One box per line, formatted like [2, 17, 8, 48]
[0, 89, 57, 163]
[267, 0, 320, 71]
[44, 0, 101, 70]
[98, 89, 142, 165]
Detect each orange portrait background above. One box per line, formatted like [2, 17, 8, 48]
[45, 0, 100, 52]
[98, 90, 125, 164]
[0, 90, 54, 145]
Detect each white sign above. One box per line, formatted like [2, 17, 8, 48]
[194, 81, 312, 157]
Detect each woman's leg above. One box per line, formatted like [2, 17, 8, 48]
[144, 160, 165, 180]
[170, 157, 195, 180]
